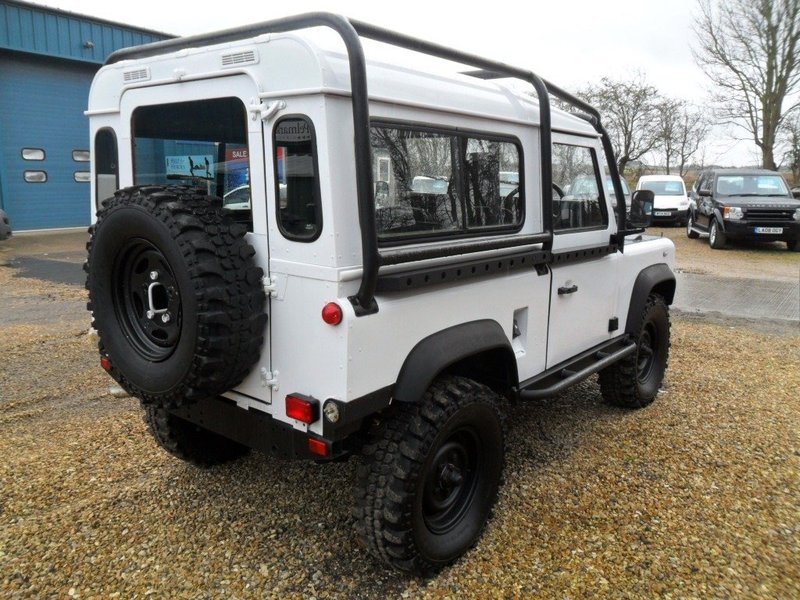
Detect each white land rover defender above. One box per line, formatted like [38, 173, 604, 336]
[85, 13, 675, 575]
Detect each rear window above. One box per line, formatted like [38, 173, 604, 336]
[371, 125, 523, 241]
[132, 97, 251, 227]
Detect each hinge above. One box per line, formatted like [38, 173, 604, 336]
[608, 317, 619, 332]
[250, 99, 285, 122]
[263, 275, 278, 298]
[260, 368, 279, 391]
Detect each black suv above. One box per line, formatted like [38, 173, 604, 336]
[687, 168, 800, 251]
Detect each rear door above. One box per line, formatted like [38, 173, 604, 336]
[546, 135, 620, 367]
[119, 76, 272, 406]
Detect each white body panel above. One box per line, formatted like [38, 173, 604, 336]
[87, 30, 675, 436]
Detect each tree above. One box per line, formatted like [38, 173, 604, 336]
[781, 112, 800, 182]
[659, 101, 711, 176]
[579, 74, 661, 175]
[693, 0, 800, 170]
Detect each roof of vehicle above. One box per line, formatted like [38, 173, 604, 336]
[88, 30, 598, 137]
[704, 168, 783, 176]
[637, 174, 685, 181]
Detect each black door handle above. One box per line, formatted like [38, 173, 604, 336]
[558, 284, 578, 295]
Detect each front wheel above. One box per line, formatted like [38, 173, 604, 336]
[599, 294, 670, 409]
[709, 219, 726, 249]
[354, 376, 505, 575]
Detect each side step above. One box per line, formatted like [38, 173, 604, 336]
[518, 336, 636, 400]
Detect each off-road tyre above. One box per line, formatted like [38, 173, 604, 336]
[354, 375, 505, 576]
[143, 404, 248, 467]
[599, 294, 670, 409]
[708, 219, 726, 249]
[85, 186, 266, 408]
[686, 213, 699, 239]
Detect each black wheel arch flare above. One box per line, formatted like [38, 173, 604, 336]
[625, 263, 676, 335]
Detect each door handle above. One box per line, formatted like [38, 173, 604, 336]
[558, 284, 578, 295]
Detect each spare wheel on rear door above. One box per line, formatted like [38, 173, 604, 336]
[85, 185, 267, 408]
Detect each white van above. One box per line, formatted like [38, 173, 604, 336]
[636, 175, 689, 225]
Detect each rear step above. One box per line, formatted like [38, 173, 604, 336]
[518, 337, 636, 400]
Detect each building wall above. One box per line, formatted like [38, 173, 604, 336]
[0, 0, 171, 230]
[0, 51, 96, 229]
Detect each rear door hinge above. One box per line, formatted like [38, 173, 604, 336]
[260, 368, 279, 391]
[263, 275, 278, 298]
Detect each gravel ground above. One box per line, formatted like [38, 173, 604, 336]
[1, 237, 799, 598]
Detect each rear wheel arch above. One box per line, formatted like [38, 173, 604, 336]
[393, 320, 518, 404]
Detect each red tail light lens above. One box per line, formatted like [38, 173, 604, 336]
[286, 394, 319, 424]
[321, 302, 343, 325]
[308, 438, 329, 457]
[100, 357, 113, 372]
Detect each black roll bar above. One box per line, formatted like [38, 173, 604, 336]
[106, 12, 624, 316]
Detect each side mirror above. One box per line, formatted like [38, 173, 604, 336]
[699, 189, 712, 197]
[627, 189, 653, 228]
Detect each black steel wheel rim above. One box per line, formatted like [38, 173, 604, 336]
[637, 322, 657, 383]
[112, 238, 182, 361]
[422, 428, 481, 534]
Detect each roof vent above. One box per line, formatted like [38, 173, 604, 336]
[123, 67, 151, 83]
[221, 49, 259, 68]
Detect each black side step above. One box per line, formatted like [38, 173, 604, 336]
[518, 336, 635, 400]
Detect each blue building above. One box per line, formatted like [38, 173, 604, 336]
[0, 0, 170, 231]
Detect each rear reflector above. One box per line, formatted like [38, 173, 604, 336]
[321, 302, 343, 325]
[308, 438, 329, 457]
[100, 357, 113, 372]
[285, 394, 319, 424]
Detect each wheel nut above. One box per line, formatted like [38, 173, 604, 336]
[161, 313, 171, 323]
[149, 271, 159, 280]
[146, 310, 155, 320]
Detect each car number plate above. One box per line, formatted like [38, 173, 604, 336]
[754, 227, 782, 234]
[654, 211, 671, 216]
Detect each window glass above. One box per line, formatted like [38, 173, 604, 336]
[22, 148, 45, 161]
[370, 125, 522, 240]
[552, 144, 607, 231]
[74, 171, 90, 183]
[715, 174, 788, 196]
[72, 150, 91, 162]
[132, 97, 251, 227]
[640, 180, 685, 195]
[274, 117, 321, 241]
[24, 170, 47, 183]
[95, 128, 118, 208]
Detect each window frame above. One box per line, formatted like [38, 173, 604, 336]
[552, 142, 609, 235]
[272, 114, 323, 243]
[370, 120, 525, 247]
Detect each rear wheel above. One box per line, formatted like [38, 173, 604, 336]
[600, 294, 670, 409]
[686, 213, 699, 239]
[354, 376, 505, 575]
[143, 404, 249, 467]
[708, 219, 726, 249]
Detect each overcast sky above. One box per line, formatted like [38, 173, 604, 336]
[26, 0, 768, 166]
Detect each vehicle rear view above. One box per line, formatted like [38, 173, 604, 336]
[636, 175, 689, 225]
[84, 12, 677, 575]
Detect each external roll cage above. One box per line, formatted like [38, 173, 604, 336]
[107, 12, 629, 316]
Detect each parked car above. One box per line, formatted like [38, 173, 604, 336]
[687, 168, 800, 251]
[567, 175, 631, 214]
[0, 208, 11, 240]
[636, 175, 689, 225]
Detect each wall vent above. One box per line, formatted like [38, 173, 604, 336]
[221, 49, 259, 68]
[123, 67, 151, 83]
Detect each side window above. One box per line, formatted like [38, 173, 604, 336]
[552, 143, 607, 232]
[370, 125, 522, 240]
[95, 128, 118, 208]
[274, 116, 322, 242]
[699, 174, 711, 193]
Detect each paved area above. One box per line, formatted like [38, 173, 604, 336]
[1, 230, 798, 326]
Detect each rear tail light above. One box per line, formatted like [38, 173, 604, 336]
[308, 437, 330, 457]
[285, 394, 319, 424]
[321, 302, 343, 325]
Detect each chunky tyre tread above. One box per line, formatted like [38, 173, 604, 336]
[599, 294, 670, 409]
[85, 186, 266, 408]
[354, 376, 505, 576]
[143, 404, 248, 467]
